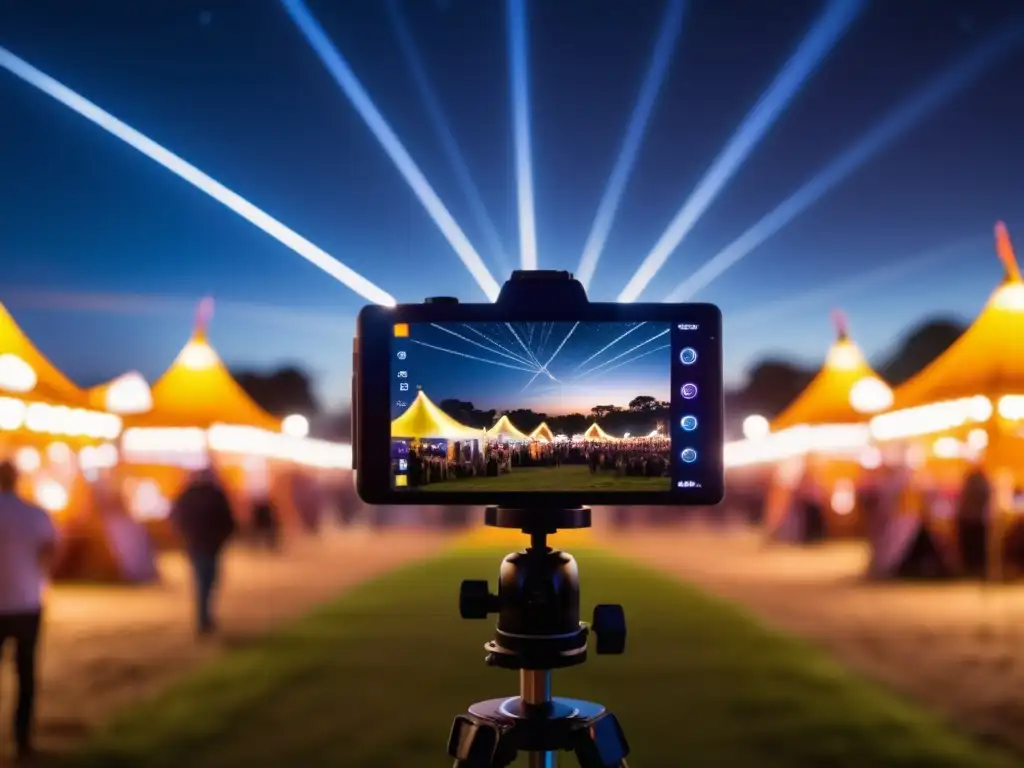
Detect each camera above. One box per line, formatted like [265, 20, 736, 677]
[353, 270, 724, 508]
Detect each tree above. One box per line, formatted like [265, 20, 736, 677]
[591, 405, 616, 420]
[233, 366, 319, 416]
[628, 395, 657, 412]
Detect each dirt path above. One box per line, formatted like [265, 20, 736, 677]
[609, 524, 1024, 755]
[0, 527, 451, 755]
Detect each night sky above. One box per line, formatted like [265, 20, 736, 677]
[1, 0, 1022, 410]
[394, 321, 672, 417]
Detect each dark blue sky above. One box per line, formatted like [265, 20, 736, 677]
[1, 0, 1022, 409]
[394, 321, 672, 417]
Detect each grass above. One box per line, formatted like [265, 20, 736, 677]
[418, 464, 667, 491]
[56, 546, 1014, 768]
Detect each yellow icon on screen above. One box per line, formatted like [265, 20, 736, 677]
[393, 323, 409, 338]
[395, 475, 408, 487]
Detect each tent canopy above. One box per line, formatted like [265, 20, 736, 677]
[0, 301, 86, 405]
[486, 414, 530, 441]
[391, 390, 482, 440]
[772, 320, 891, 431]
[584, 422, 615, 441]
[140, 325, 281, 431]
[890, 224, 1024, 409]
[530, 421, 554, 442]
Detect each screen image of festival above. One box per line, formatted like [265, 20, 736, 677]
[390, 321, 673, 491]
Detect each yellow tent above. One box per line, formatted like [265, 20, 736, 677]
[871, 222, 1024, 477]
[86, 371, 153, 415]
[486, 414, 530, 441]
[772, 312, 893, 431]
[139, 324, 280, 431]
[391, 390, 482, 440]
[583, 422, 615, 441]
[0, 301, 89, 405]
[530, 421, 555, 442]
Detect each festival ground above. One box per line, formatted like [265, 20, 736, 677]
[418, 464, 668, 491]
[0, 526, 450, 760]
[610, 522, 1024, 757]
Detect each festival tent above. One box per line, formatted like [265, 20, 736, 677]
[485, 414, 530, 442]
[583, 422, 616, 441]
[391, 390, 483, 440]
[868, 222, 1024, 579]
[0, 300, 123, 519]
[729, 312, 893, 543]
[530, 421, 555, 442]
[115, 299, 350, 547]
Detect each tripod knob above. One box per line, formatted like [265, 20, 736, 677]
[592, 604, 626, 654]
[459, 579, 498, 619]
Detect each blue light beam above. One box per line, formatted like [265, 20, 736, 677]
[280, 0, 501, 301]
[575, 0, 688, 291]
[619, 0, 864, 302]
[463, 324, 536, 366]
[409, 339, 537, 372]
[385, 0, 512, 278]
[666, 20, 1024, 302]
[542, 321, 580, 369]
[507, 0, 539, 270]
[430, 323, 538, 368]
[574, 328, 670, 379]
[574, 322, 646, 370]
[0, 45, 397, 307]
[725, 236, 983, 329]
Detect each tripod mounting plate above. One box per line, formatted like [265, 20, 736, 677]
[484, 505, 591, 533]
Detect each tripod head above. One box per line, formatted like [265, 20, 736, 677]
[459, 507, 626, 670]
[449, 507, 630, 767]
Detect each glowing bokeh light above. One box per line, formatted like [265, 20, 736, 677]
[665, 19, 1024, 301]
[0, 45, 396, 307]
[506, 0, 538, 270]
[619, 0, 864, 302]
[576, 0, 688, 290]
[280, 0, 501, 300]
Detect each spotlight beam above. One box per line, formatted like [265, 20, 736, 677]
[542, 321, 580, 370]
[384, 0, 511, 277]
[575, 322, 646, 369]
[665, 19, 1024, 301]
[574, 328, 670, 379]
[430, 323, 538, 367]
[506, 322, 543, 367]
[579, 342, 671, 380]
[462, 324, 535, 366]
[618, 0, 864, 302]
[725, 236, 983, 328]
[575, 0, 688, 290]
[0, 45, 397, 307]
[409, 339, 536, 372]
[280, 0, 501, 301]
[507, 0, 539, 270]
[520, 369, 544, 392]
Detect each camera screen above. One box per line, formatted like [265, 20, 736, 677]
[388, 320, 718, 494]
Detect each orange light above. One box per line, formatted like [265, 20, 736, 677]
[393, 323, 409, 338]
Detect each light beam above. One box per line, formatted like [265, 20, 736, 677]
[666, 19, 1024, 302]
[280, 0, 501, 300]
[408, 339, 536, 372]
[575, 328, 670, 379]
[542, 321, 580, 369]
[463, 324, 536, 366]
[574, 322, 646, 369]
[506, 322, 542, 367]
[580, 343, 671, 379]
[725, 236, 983, 328]
[430, 323, 538, 367]
[507, 0, 539, 270]
[385, 0, 511, 278]
[0, 45, 396, 307]
[618, 0, 864, 302]
[575, 0, 688, 290]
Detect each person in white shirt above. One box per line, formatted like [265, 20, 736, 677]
[0, 460, 57, 762]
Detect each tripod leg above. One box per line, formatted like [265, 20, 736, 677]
[448, 714, 517, 768]
[571, 712, 630, 768]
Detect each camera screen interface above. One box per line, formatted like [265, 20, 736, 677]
[389, 321, 717, 494]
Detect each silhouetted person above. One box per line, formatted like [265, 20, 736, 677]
[170, 467, 236, 636]
[0, 461, 57, 762]
[251, 496, 279, 550]
[958, 466, 991, 577]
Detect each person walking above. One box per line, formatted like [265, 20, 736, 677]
[170, 467, 236, 636]
[0, 460, 58, 762]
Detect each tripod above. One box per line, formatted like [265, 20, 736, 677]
[447, 506, 631, 767]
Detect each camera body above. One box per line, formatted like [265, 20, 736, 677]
[353, 271, 724, 507]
